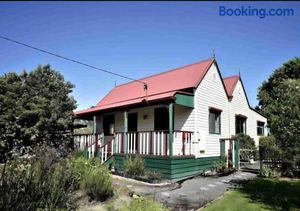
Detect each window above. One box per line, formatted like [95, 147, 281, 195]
[209, 109, 221, 134]
[257, 121, 265, 136]
[103, 115, 114, 135]
[128, 113, 138, 132]
[236, 115, 247, 134]
[154, 107, 169, 131]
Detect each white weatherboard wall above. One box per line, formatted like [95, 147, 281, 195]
[173, 104, 195, 155]
[194, 63, 229, 158]
[229, 80, 267, 146]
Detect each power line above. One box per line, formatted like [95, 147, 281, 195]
[0, 35, 147, 87]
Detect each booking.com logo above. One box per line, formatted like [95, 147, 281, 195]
[219, 6, 294, 18]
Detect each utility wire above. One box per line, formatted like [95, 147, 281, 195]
[0, 35, 148, 88]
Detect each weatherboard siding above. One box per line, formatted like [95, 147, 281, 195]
[112, 154, 219, 181]
[173, 105, 195, 155]
[194, 63, 229, 158]
[229, 81, 267, 146]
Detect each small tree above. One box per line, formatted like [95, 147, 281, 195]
[0, 65, 76, 162]
[234, 133, 258, 160]
[257, 57, 300, 175]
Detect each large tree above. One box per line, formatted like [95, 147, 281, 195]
[0, 65, 76, 161]
[257, 57, 300, 171]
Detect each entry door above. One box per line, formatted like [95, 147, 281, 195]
[154, 107, 169, 131]
[128, 113, 138, 152]
[128, 113, 138, 132]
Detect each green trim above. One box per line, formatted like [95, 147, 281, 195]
[169, 103, 174, 157]
[111, 154, 220, 181]
[83, 148, 89, 159]
[234, 140, 240, 169]
[175, 93, 194, 108]
[220, 141, 225, 157]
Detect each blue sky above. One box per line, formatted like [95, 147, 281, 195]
[0, 2, 299, 111]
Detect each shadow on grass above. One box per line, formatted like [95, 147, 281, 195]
[239, 178, 300, 210]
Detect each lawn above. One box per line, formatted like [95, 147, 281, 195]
[202, 178, 300, 211]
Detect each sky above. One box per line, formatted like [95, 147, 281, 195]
[0, 2, 299, 111]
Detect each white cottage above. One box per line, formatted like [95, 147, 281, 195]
[74, 58, 267, 181]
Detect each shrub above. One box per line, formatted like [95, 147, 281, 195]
[260, 166, 280, 178]
[259, 136, 281, 161]
[72, 149, 85, 159]
[121, 197, 168, 211]
[124, 156, 145, 176]
[69, 156, 89, 189]
[213, 156, 227, 173]
[145, 171, 162, 180]
[234, 133, 258, 160]
[81, 165, 113, 201]
[0, 150, 75, 210]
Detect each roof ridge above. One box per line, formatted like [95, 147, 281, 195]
[114, 57, 214, 88]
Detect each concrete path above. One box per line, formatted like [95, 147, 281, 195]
[113, 171, 257, 210]
[155, 171, 257, 210]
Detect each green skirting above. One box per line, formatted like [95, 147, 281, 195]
[111, 154, 220, 182]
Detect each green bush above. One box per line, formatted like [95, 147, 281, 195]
[213, 156, 227, 173]
[81, 165, 113, 201]
[121, 197, 168, 211]
[124, 156, 145, 176]
[260, 166, 280, 178]
[234, 133, 258, 160]
[0, 150, 75, 210]
[69, 156, 93, 188]
[72, 149, 85, 159]
[145, 171, 162, 180]
[259, 136, 281, 161]
[0, 150, 114, 210]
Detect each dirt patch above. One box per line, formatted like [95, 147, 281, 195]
[75, 183, 133, 210]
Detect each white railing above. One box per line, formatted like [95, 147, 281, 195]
[115, 130, 193, 156]
[73, 130, 194, 163]
[73, 133, 103, 158]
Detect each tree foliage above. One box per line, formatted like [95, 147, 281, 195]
[0, 65, 76, 161]
[257, 57, 300, 171]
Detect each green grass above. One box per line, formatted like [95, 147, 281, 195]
[203, 178, 300, 211]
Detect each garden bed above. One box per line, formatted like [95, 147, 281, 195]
[112, 171, 162, 184]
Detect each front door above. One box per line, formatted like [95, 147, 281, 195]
[128, 113, 138, 132]
[154, 107, 169, 131]
[128, 113, 138, 152]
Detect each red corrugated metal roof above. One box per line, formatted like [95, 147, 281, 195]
[223, 75, 240, 97]
[75, 58, 214, 116]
